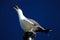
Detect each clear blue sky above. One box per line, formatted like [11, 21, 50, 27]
[0, 0, 60, 40]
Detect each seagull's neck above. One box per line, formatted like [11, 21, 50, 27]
[17, 9, 26, 20]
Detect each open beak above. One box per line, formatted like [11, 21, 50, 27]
[13, 5, 19, 10]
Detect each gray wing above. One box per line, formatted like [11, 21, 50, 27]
[28, 19, 40, 26]
[28, 18, 45, 30]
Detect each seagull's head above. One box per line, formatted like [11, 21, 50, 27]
[13, 5, 22, 12]
[13, 5, 19, 11]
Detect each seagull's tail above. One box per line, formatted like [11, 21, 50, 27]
[44, 29, 52, 34]
[35, 27, 52, 34]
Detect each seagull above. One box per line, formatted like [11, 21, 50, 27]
[13, 5, 52, 40]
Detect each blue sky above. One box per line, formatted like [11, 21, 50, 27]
[0, 0, 60, 40]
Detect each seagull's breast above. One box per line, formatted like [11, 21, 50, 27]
[20, 19, 36, 32]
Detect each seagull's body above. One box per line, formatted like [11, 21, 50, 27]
[14, 6, 52, 40]
[17, 8, 37, 32]
[20, 19, 37, 32]
[15, 6, 45, 32]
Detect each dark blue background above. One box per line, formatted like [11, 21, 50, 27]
[0, 0, 60, 40]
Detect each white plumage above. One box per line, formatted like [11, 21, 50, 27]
[13, 5, 45, 32]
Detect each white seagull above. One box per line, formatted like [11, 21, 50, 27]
[13, 5, 52, 40]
